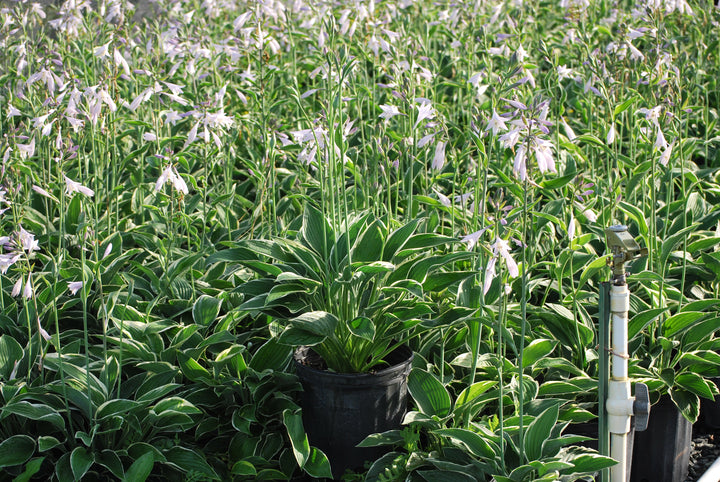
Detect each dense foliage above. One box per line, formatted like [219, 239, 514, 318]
[1, 0, 719, 480]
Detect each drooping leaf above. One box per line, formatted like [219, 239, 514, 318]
[283, 409, 309, 467]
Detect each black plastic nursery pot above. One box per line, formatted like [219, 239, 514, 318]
[700, 377, 720, 429]
[293, 345, 413, 479]
[630, 395, 691, 482]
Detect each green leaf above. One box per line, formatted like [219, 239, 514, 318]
[153, 397, 202, 415]
[283, 409, 310, 467]
[300, 204, 332, 258]
[349, 317, 375, 341]
[303, 447, 332, 479]
[660, 224, 696, 267]
[249, 338, 293, 371]
[164, 446, 219, 479]
[38, 436, 62, 452]
[192, 295, 222, 326]
[522, 339, 557, 369]
[0, 335, 23, 380]
[356, 261, 395, 274]
[1, 401, 66, 430]
[231, 460, 257, 476]
[524, 403, 559, 460]
[352, 220, 385, 262]
[417, 469, 476, 481]
[289, 311, 339, 337]
[613, 96, 639, 119]
[0, 435, 35, 468]
[618, 202, 649, 237]
[662, 312, 704, 338]
[676, 372, 715, 399]
[570, 454, 617, 473]
[456, 381, 497, 408]
[96, 399, 142, 420]
[669, 388, 700, 423]
[176, 352, 212, 382]
[12, 456, 45, 482]
[70, 447, 94, 480]
[123, 452, 154, 482]
[629, 308, 667, 340]
[408, 368, 452, 418]
[434, 428, 494, 458]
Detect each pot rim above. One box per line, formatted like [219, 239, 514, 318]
[293, 344, 414, 383]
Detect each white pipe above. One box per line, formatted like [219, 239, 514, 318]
[610, 433, 627, 482]
[698, 456, 720, 482]
[608, 284, 634, 482]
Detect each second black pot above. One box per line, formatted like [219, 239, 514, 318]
[630, 395, 691, 482]
[293, 345, 413, 479]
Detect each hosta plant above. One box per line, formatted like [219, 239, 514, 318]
[360, 367, 615, 482]
[231, 205, 474, 373]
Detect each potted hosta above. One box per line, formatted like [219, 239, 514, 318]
[235, 205, 473, 478]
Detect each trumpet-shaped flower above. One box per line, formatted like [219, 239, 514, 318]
[432, 141, 447, 170]
[64, 175, 94, 197]
[68, 281, 83, 295]
[379, 104, 403, 120]
[414, 101, 436, 130]
[486, 109, 508, 137]
[483, 237, 520, 295]
[155, 165, 189, 195]
[461, 228, 487, 250]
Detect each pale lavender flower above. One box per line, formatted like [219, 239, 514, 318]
[17, 227, 40, 253]
[434, 189, 451, 207]
[379, 104, 403, 120]
[486, 109, 508, 137]
[64, 175, 94, 197]
[568, 214, 576, 240]
[23, 276, 33, 299]
[582, 208, 598, 223]
[155, 165, 189, 195]
[654, 128, 668, 151]
[0, 253, 20, 274]
[432, 141, 446, 170]
[483, 237, 520, 295]
[103, 243, 113, 259]
[94, 41, 111, 59]
[461, 228, 487, 250]
[659, 142, 673, 166]
[414, 101, 436, 130]
[68, 281, 83, 295]
[499, 128, 521, 150]
[12, 277, 22, 297]
[606, 124, 616, 144]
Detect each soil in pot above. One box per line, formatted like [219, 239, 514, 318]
[293, 345, 413, 479]
[631, 395, 692, 482]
